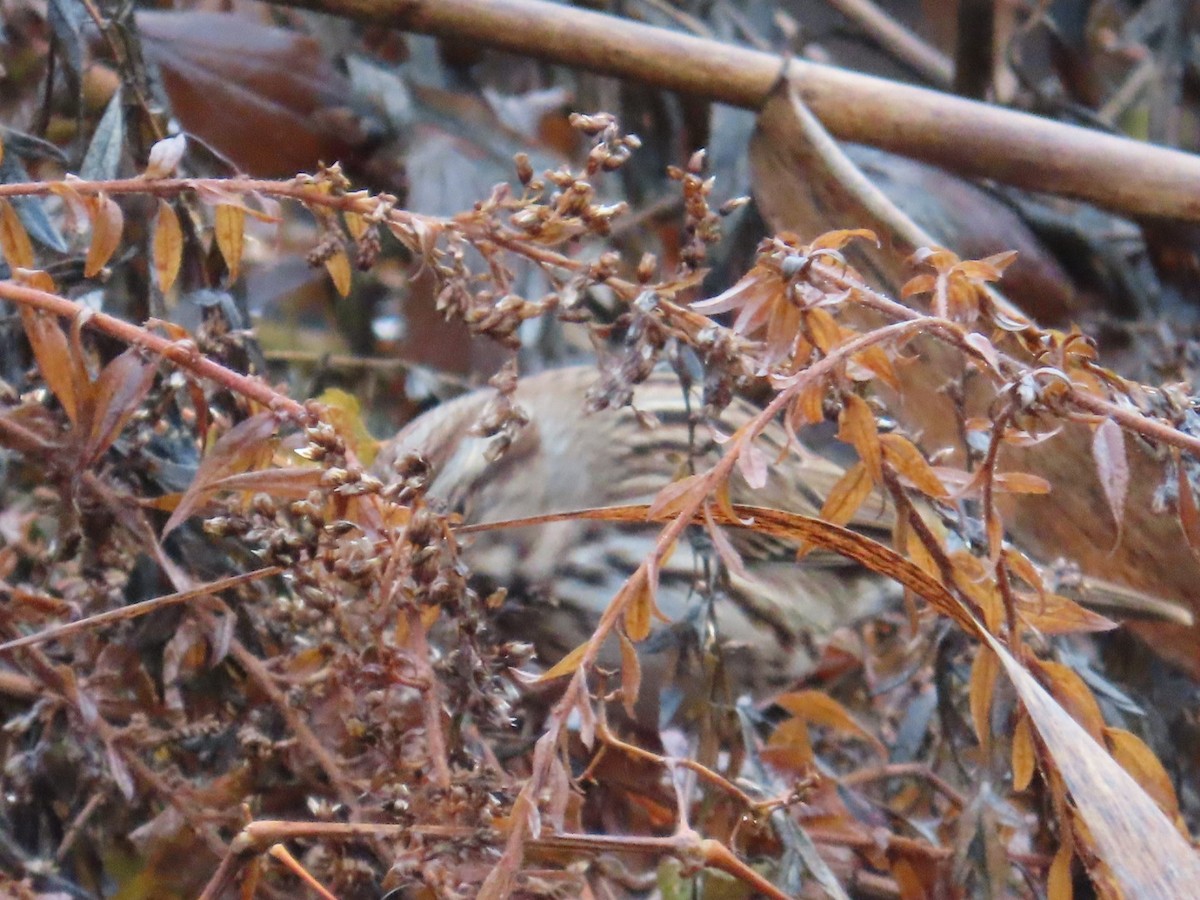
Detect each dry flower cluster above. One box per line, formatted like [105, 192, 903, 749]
[0, 104, 1198, 900]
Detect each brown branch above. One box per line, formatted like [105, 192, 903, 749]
[259, 0, 1200, 221]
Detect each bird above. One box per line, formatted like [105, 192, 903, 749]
[372, 365, 1190, 716]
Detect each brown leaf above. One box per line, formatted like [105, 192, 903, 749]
[214, 203, 245, 283]
[138, 10, 361, 177]
[617, 628, 642, 718]
[84, 194, 123, 277]
[1176, 451, 1200, 558]
[837, 393, 882, 483]
[537, 639, 588, 682]
[623, 575, 656, 642]
[1047, 843, 1073, 900]
[1018, 592, 1117, 635]
[83, 347, 159, 465]
[152, 199, 183, 293]
[879, 433, 949, 498]
[818, 460, 874, 527]
[968, 648, 999, 747]
[1011, 710, 1036, 791]
[1033, 659, 1106, 743]
[775, 690, 887, 758]
[0, 199, 35, 269]
[324, 248, 352, 297]
[163, 411, 278, 536]
[1092, 418, 1128, 542]
[17, 307, 79, 423]
[1103, 727, 1183, 826]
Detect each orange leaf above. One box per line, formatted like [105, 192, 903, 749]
[1012, 710, 1036, 791]
[163, 411, 278, 536]
[818, 460, 873, 527]
[623, 575, 657, 642]
[0, 199, 34, 269]
[537, 640, 588, 682]
[1018, 592, 1116, 635]
[83, 348, 159, 466]
[1034, 659, 1105, 742]
[761, 716, 814, 775]
[774, 689, 887, 758]
[837, 393, 881, 483]
[968, 647, 999, 747]
[18, 307, 79, 423]
[879, 433, 949, 498]
[1047, 843, 1073, 900]
[325, 248, 352, 297]
[152, 199, 183, 293]
[84, 194, 123, 277]
[214, 203, 245, 283]
[1104, 727, 1183, 826]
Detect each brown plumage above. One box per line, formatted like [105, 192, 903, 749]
[374, 366, 1190, 707]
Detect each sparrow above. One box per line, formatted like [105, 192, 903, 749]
[373, 365, 1190, 710]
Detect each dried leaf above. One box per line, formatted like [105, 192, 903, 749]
[647, 472, 706, 519]
[0, 198, 34, 268]
[968, 648, 999, 747]
[1012, 710, 1036, 791]
[761, 716, 814, 774]
[152, 200, 183, 294]
[736, 439, 768, 489]
[84, 347, 159, 465]
[879, 433, 949, 498]
[617, 628, 642, 718]
[214, 203, 245, 283]
[837, 393, 882, 483]
[1103, 727, 1182, 825]
[1033, 659, 1106, 742]
[537, 639, 588, 682]
[775, 690, 888, 758]
[325, 248, 352, 296]
[1092, 418, 1128, 542]
[1047, 843, 1073, 900]
[17, 307, 78, 422]
[1176, 452, 1200, 558]
[84, 194, 123, 277]
[1018, 592, 1117, 635]
[819, 460, 874, 527]
[163, 411, 278, 536]
[623, 575, 656, 642]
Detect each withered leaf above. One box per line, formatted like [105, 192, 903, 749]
[214, 203, 245, 283]
[84, 194, 123, 277]
[83, 347, 159, 466]
[819, 460, 874, 527]
[1092, 418, 1128, 543]
[879, 433, 949, 498]
[0, 198, 35, 269]
[774, 689, 887, 758]
[17, 306, 78, 423]
[1103, 727, 1183, 827]
[163, 411, 278, 536]
[325, 248, 352, 297]
[152, 199, 183, 293]
[1011, 710, 1036, 791]
[837, 393, 882, 483]
[968, 647, 999, 747]
[616, 628, 642, 719]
